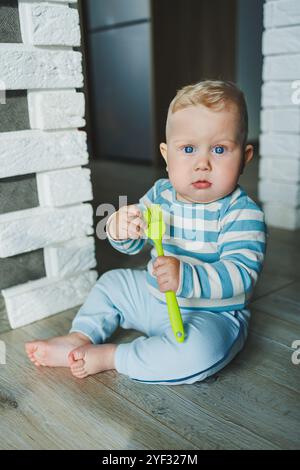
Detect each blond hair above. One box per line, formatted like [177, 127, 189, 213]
[166, 80, 248, 148]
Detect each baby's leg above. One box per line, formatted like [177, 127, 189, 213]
[26, 268, 149, 369]
[113, 310, 247, 385]
[25, 270, 121, 368]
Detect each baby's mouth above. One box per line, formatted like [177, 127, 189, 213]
[192, 180, 212, 189]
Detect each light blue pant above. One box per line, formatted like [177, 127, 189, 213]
[70, 268, 250, 385]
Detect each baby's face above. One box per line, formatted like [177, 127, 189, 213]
[160, 103, 253, 204]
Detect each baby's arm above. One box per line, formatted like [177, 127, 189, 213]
[175, 198, 268, 300]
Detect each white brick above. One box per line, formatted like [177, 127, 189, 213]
[261, 107, 300, 133]
[19, 2, 80, 46]
[261, 81, 299, 107]
[18, 0, 77, 4]
[260, 132, 300, 158]
[2, 270, 97, 329]
[44, 237, 96, 278]
[37, 167, 93, 207]
[0, 130, 88, 178]
[27, 90, 85, 130]
[258, 179, 300, 206]
[0, 204, 93, 258]
[264, 0, 300, 29]
[263, 202, 300, 230]
[259, 157, 300, 183]
[0, 44, 83, 90]
[263, 54, 300, 81]
[262, 26, 300, 55]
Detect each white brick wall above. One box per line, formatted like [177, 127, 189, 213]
[0, 44, 83, 90]
[264, 0, 300, 28]
[36, 167, 93, 207]
[28, 90, 85, 130]
[44, 237, 96, 278]
[2, 270, 98, 329]
[19, 2, 81, 46]
[261, 107, 300, 133]
[0, 1, 98, 328]
[259, 0, 300, 229]
[0, 130, 88, 178]
[0, 204, 93, 258]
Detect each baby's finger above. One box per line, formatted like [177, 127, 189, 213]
[154, 266, 168, 277]
[128, 217, 147, 232]
[127, 218, 140, 237]
[127, 225, 140, 239]
[119, 205, 140, 222]
[153, 256, 166, 267]
[127, 205, 142, 218]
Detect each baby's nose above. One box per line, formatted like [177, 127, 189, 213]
[194, 156, 211, 170]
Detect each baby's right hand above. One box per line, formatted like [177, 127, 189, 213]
[108, 205, 147, 240]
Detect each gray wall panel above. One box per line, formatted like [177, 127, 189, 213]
[0, 1, 22, 43]
[0, 174, 39, 215]
[0, 250, 46, 290]
[0, 91, 30, 133]
[0, 293, 10, 333]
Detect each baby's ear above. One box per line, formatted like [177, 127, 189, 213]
[159, 143, 168, 162]
[244, 144, 254, 165]
[240, 144, 254, 175]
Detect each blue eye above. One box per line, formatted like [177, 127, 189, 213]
[213, 145, 225, 155]
[183, 146, 195, 154]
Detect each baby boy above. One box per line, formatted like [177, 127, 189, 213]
[25, 80, 267, 385]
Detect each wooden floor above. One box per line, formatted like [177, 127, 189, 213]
[0, 155, 300, 449]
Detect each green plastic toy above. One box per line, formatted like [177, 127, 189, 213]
[143, 204, 185, 343]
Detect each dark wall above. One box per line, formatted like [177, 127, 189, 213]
[151, 0, 237, 165]
[236, 0, 263, 142]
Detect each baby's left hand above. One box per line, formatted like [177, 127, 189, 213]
[153, 256, 180, 293]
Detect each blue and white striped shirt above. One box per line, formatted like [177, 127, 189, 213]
[106, 178, 268, 311]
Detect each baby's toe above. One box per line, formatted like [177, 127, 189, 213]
[67, 350, 76, 366]
[71, 366, 88, 379]
[71, 359, 85, 371]
[25, 344, 38, 360]
[69, 346, 86, 363]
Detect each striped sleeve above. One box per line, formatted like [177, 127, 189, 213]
[176, 197, 268, 300]
[106, 179, 164, 255]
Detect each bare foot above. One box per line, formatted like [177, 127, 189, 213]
[25, 332, 91, 368]
[68, 343, 117, 379]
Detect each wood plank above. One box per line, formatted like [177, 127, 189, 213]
[250, 307, 300, 348]
[5, 310, 277, 450]
[234, 333, 299, 394]
[251, 281, 300, 326]
[263, 239, 300, 280]
[100, 368, 278, 450]
[267, 226, 300, 250]
[251, 271, 294, 301]
[100, 319, 300, 449]
[1, 258, 299, 449]
[0, 320, 196, 450]
[170, 362, 300, 450]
